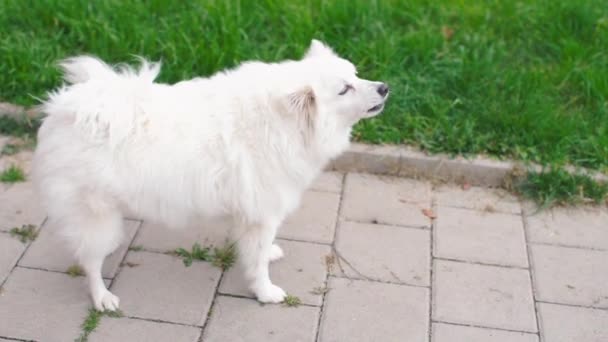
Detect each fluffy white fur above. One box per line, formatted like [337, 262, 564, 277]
[32, 39, 389, 310]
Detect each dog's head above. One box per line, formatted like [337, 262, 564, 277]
[284, 39, 389, 133]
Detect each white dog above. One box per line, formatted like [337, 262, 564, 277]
[32, 40, 389, 311]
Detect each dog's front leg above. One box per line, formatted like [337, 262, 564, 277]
[236, 218, 287, 303]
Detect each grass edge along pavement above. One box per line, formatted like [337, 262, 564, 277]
[0, 0, 607, 171]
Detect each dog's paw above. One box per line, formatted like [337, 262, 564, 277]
[269, 244, 284, 262]
[93, 289, 120, 311]
[254, 283, 287, 303]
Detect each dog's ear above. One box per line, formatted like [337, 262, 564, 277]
[287, 86, 317, 141]
[304, 39, 336, 59]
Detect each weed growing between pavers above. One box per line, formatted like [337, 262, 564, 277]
[9, 224, 37, 243]
[283, 294, 302, 307]
[171, 243, 212, 267]
[516, 169, 608, 208]
[66, 264, 85, 277]
[171, 242, 237, 269]
[211, 243, 237, 270]
[0, 116, 40, 138]
[76, 308, 124, 342]
[0, 136, 36, 156]
[0, 164, 25, 183]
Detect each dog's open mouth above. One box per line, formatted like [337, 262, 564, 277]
[367, 103, 384, 113]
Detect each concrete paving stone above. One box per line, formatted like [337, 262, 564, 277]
[278, 191, 340, 244]
[333, 221, 430, 286]
[526, 207, 608, 250]
[203, 295, 320, 342]
[0, 267, 90, 342]
[0, 181, 46, 232]
[432, 323, 539, 342]
[530, 244, 608, 308]
[435, 184, 521, 214]
[0, 150, 33, 176]
[433, 260, 536, 332]
[89, 317, 201, 342]
[319, 277, 429, 342]
[19, 219, 140, 278]
[309, 171, 343, 193]
[219, 239, 330, 306]
[538, 302, 608, 342]
[110, 251, 221, 326]
[341, 173, 432, 227]
[0, 232, 25, 283]
[434, 206, 528, 267]
[132, 218, 231, 253]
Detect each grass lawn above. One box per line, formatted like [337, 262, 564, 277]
[1, 0, 607, 172]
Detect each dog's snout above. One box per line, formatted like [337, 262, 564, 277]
[377, 83, 389, 97]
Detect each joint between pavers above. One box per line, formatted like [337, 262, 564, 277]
[0, 335, 36, 342]
[431, 319, 540, 336]
[314, 172, 347, 342]
[107, 220, 143, 289]
[0, 217, 48, 289]
[434, 203, 523, 216]
[528, 241, 608, 252]
[124, 314, 202, 329]
[535, 300, 608, 312]
[340, 218, 430, 231]
[328, 275, 430, 289]
[275, 237, 332, 247]
[428, 195, 438, 342]
[432, 256, 529, 270]
[521, 210, 543, 337]
[198, 269, 227, 341]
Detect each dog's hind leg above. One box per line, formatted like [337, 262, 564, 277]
[235, 217, 287, 303]
[64, 207, 125, 311]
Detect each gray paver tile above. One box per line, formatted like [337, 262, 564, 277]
[319, 277, 429, 342]
[432, 323, 539, 342]
[278, 191, 340, 244]
[530, 244, 608, 308]
[89, 317, 201, 342]
[309, 172, 343, 193]
[526, 207, 608, 250]
[0, 232, 25, 283]
[0, 181, 46, 232]
[333, 221, 430, 286]
[203, 295, 319, 342]
[433, 260, 536, 332]
[19, 220, 139, 278]
[110, 251, 221, 326]
[434, 206, 528, 267]
[435, 185, 521, 214]
[341, 173, 432, 227]
[131, 219, 231, 253]
[539, 302, 608, 342]
[0, 267, 89, 342]
[219, 239, 330, 306]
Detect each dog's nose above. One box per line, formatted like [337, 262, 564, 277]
[377, 83, 389, 97]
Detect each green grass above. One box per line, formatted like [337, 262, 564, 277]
[9, 224, 38, 243]
[516, 169, 608, 207]
[1, 0, 606, 172]
[0, 165, 26, 183]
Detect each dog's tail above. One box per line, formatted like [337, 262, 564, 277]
[59, 56, 161, 84]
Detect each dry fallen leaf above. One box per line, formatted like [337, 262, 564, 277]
[442, 26, 455, 40]
[422, 208, 437, 219]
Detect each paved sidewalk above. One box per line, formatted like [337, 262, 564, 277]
[1, 150, 608, 341]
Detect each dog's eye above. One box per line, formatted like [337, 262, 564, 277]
[338, 84, 353, 96]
